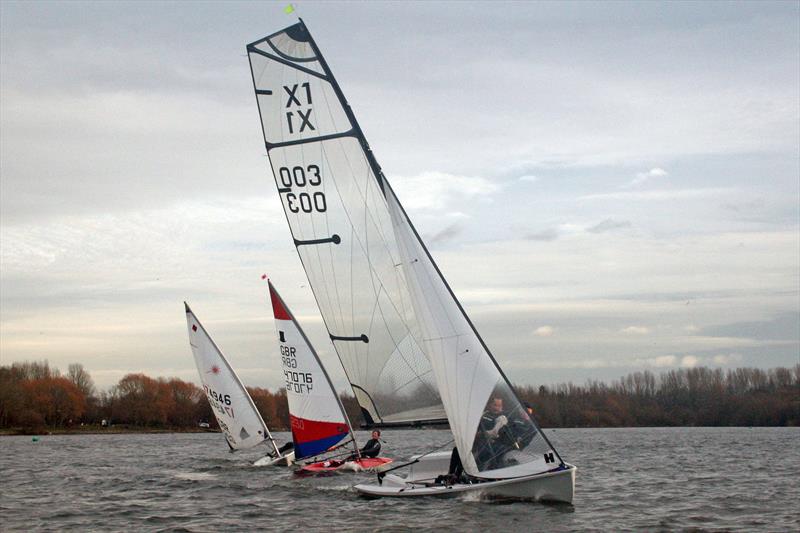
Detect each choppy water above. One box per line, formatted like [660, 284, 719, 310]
[2, 427, 798, 531]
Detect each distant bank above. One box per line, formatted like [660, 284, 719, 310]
[0, 425, 222, 436]
[2, 361, 798, 433]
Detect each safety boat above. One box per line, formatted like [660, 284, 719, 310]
[245, 20, 575, 501]
[268, 281, 392, 473]
[185, 303, 294, 466]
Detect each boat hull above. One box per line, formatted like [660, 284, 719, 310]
[253, 451, 295, 467]
[354, 456, 576, 503]
[300, 457, 393, 473]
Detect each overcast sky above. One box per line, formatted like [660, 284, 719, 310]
[1, 1, 798, 391]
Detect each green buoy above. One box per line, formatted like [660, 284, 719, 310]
[31, 436, 40, 442]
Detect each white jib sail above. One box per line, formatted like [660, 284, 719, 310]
[268, 281, 357, 460]
[385, 180, 562, 479]
[185, 303, 279, 453]
[246, 21, 444, 426]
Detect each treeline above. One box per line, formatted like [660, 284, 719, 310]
[0, 361, 355, 433]
[517, 365, 800, 427]
[1, 361, 798, 432]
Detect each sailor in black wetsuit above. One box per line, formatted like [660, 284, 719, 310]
[277, 441, 295, 455]
[268, 441, 294, 458]
[346, 429, 382, 461]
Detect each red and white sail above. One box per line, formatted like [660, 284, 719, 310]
[268, 281, 356, 460]
[185, 303, 279, 453]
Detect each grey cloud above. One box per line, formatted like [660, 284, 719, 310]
[722, 198, 766, 213]
[426, 223, 463, 247]
[586, 218, 633, 233]
[525, 228, 559, 241]
[701, 313, 800, 342]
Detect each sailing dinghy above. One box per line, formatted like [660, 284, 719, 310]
[246, 20, 575, 501]
[184, 303, 294, 467]
[268, 281, 392, 473]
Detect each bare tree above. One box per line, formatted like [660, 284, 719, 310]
[67, 363, 96, 398]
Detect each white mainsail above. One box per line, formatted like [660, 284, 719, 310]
[185, 303, 280, 454]
[246, 22, 444, 426]
[268, 281, 358, 460]
[247, 20, 567, 482]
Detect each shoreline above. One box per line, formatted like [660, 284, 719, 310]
[2, 425, 795, 437]
[0, 427, 225, 436]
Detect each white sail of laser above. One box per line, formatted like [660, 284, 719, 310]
[185, 303, 279, 453]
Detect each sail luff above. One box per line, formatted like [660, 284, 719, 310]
[185, 303, 280, 456]
[268, 281, 360, 458]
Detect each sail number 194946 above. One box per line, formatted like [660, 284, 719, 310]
[278, 165, 327, 214]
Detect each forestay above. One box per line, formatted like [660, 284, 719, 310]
[385, 176, 564, 478]
[185, 303, 279, 453]
[247, 21, 444, 426]
[269, 281, 357, 460]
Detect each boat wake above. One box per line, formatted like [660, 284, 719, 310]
[172, 471, 217, 481]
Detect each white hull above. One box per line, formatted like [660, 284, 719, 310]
[353, 452, 576, 503]
[253, 451, 295, 467]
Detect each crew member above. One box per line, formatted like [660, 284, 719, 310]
[346, 429, 382, 461]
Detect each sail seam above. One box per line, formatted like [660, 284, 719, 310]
[247, 46, 328, 81]
[265, 38, 319, 63]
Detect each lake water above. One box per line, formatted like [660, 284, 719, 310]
[2, 427, 798, 531]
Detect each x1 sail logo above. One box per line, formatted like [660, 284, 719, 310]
[207, 365, 220, 375]
[544, 452, 555, 464]
[192, 324, 197, 332]
[279, 331, 286, 343]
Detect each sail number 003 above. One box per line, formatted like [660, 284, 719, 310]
[279, 165, 326, 213]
